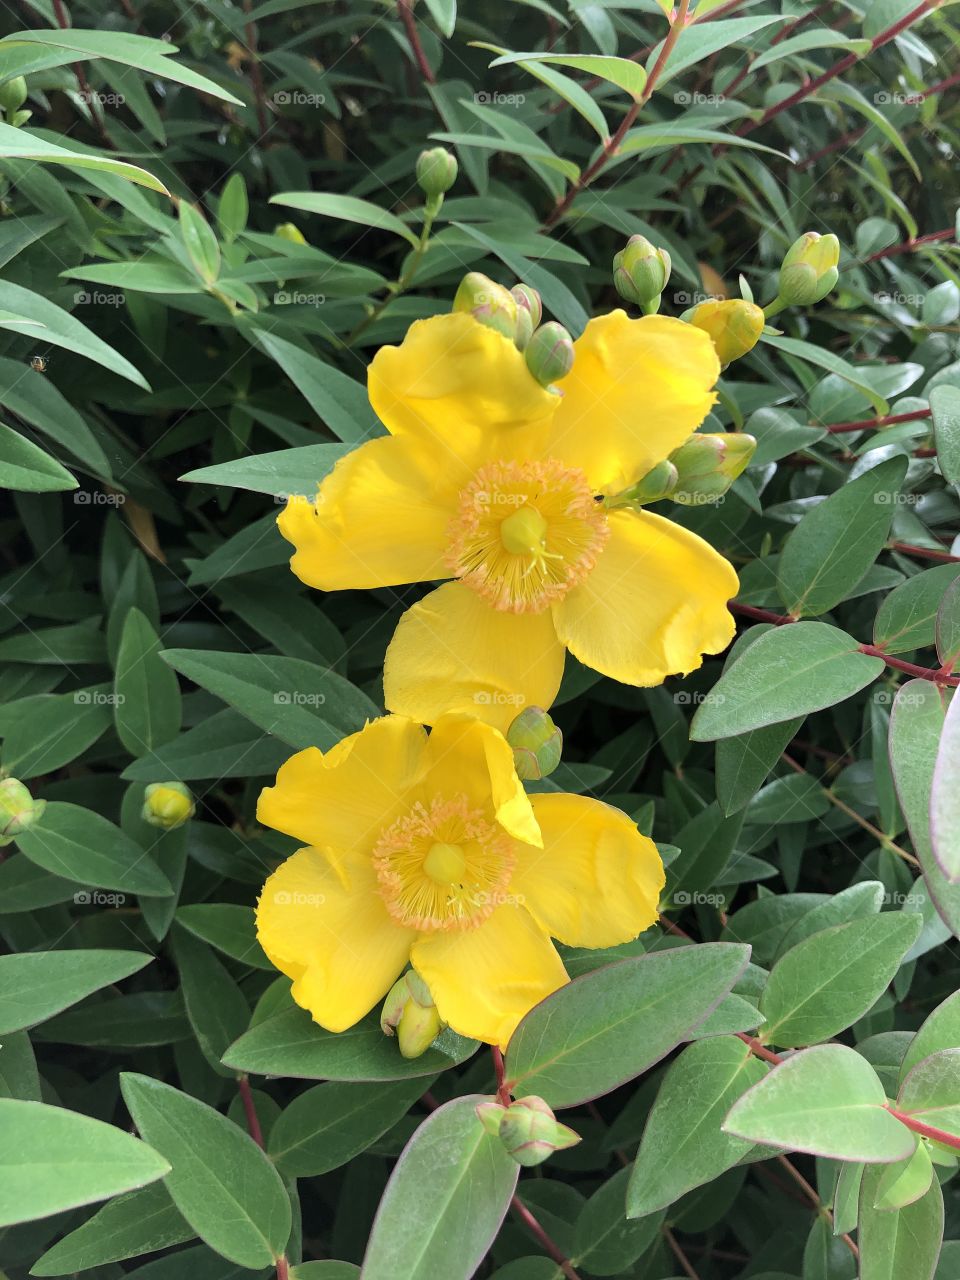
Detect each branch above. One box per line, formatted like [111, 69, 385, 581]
[886, 1107, 960, 1151]
[238, 1075, 289, 1280]
[243, 0, 270, 139]
[825, 409, 931, 435]
[398, 0, 436, 85]
[890, 541, 960, 564]
[511, 1195, 583, 1280]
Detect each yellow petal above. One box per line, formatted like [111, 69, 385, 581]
[424, 712, 541, 848]
[553, 509, 738, 685]
[411, 905, 567, 1048]
[257, 716, 428, 869]
[367, 312, 558, 466]
[515, 794, 665, 946]
[545, 311, 720, 493]
[278, 435, 459, 590]
[383, 582, 566, 733]
[256, 846, 414, 1032]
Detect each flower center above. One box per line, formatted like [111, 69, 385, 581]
[446, 458, 609, 614]
[372, 795, 515, 932]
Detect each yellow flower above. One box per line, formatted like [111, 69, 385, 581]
[255, 713, 664, 1049]
[280, 310, 738, 731]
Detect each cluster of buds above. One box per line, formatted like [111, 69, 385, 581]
[477, 1095, 580, 1167]
[415, 146, 458, 215]
[0, 778, 45, 846]
[142, 782, 195, 830]
[613, 235, 672, 315]
[381, 969, 445, 1059]
[0, 77, 30, 128]
[453, 272, 574, 391]
[686, 298, 765, 366]
[506, 707, 562, 781]
[624, 432, 756, 507]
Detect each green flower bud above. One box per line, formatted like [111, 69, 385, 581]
[669, 432, 757, 505]
[524, 321, 573, 388]
[380, 969, 445, 1059]
[0, 77, 28, 115]
[506, 706, 562, 781]
[687, 298, 764, 366]
[479, 1096, 581, 1168]
[142, 782, 195, 830]
[613, 235, 672, 313]
[627, 459, 679, 505]
[0, 778, 46, 847]
[511, 284, 542, 330]
[274, 221, 307, 245]
[415, 146, 458, 201]
[778, 231, 840, 306]
[453, 272, 518, 340]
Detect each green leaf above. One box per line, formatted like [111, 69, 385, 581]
[179, 200, 221, 285]
[722, 1044, 916, 1161]
[0, 120, 168, 193]
[0, 1099, 169, 1227]
[874, 564, 960, 654]
[716, 718, 804, 815]
[690, 623, 884, 740]
[762, 334, 889, 416]
[268, 1076, 428, 1176]
[900, 990, 960, 1084]
[0, 1030, 41, 1101]
[897, 1048, 960, 1138]
[488, 52, 646, 100]
[360, 1097, 519, 1280]
[222, 1005, 477, 1081]
[176, 903, 271, 970]
[423, 0, 456, 37]
[0, 421, 77, 492]
[745, 773, 831, 825]
[0, 354, 113, 480]
[159, 649, 377, 750]
[873, 1142, 934, 1210]
[173, 927, 250, 1076]
[114, 608, 182, 756]
[0, 948, 152, 1035]
[472, 43, 608, 140]
[574, 1167, 664, 1274]
[627, 1036, 767, 1217]
[15, 801, 173, 897]
[931, 684, 960, 883]
[750, 27, 871, 71]
[618, 124, 788, 159]
[122, 708, 289, 783]
[1, 689, 112, 779]
[505, 943, 750, 1108]
[646, 15, 786, 87]
[858, 1164, 944, 1280]
[120, 1073, 292, 1269]
[63, 259, 202, 294]
[269, 191, 419, 246]
[777, 458, 909, 616]
[937, 577, 960, 670]
[31, 1182, 193, 1275]
[181, 442, 352, 497]
[759, 912, 922, 1047]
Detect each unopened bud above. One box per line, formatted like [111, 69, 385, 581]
[142, 782, 194, 830]
[416, 147, 458, 201]
[613, 235, 671, 313]
[477, 1096, 580, 1167]
[628, 459, 679, 505]
[0, 77, 27, 115]
[274, 222, 307, 246]
[506, 707, 562, 781]
[669, 432, 756, 504]
[453, 272, 518, 340]
[687, 298, 764, 365]
[510, 286, 541, 352]
[381, 969, 445, 1059]
[524, 321, 574, 388]
[0, 778, 45, 846]
[778, 231, 840, 306]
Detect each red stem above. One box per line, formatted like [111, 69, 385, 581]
[891, 541, 960, 564]
[238, 1074, 265, 1148]
[826, 409, 931, 434]
[243, 0, 270, 139]
[511, 1195, 583, 1280]
[398, 0, 436, 84]
[886, 1108, 960, 1151]
[857, 227, 955, 266]
[491, 1046, 511, 1105]
[736, 1033, 784, 1065]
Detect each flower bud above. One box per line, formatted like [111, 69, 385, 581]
[0, 778, 45, 847]
[613, 235, 671, 313]
[380, 969, 445, 1059]
[274, 222, 307, 245]
[453, 272, 518, 340]
[142, 782, 195, 830]
[627, 459, 679, 505]
[416, 147, 458, 201]
[0, 77, 27, 115]
[477, 1096, 580, 1167]
[510, 286, 541, 352]
[525, 322, 574, 387]
[778, 232, 840, 306]
[506, 707, 562, 781]
[687, 298, 764, 366]
[669, 432, 757, 505]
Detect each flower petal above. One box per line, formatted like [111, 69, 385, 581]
[278, 435, 460, 590]
[553, 509, 738, 685]
[367, 312, 558, 466]
[515, 794, 665, 947]
[411, 905, 567, 1048]
[257, 716, 428, 868]
[424, 712, 541, 848]
[384, 582, 566, 734]
[257, 847, 414, 1033]
[546, 311, 720, 493]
